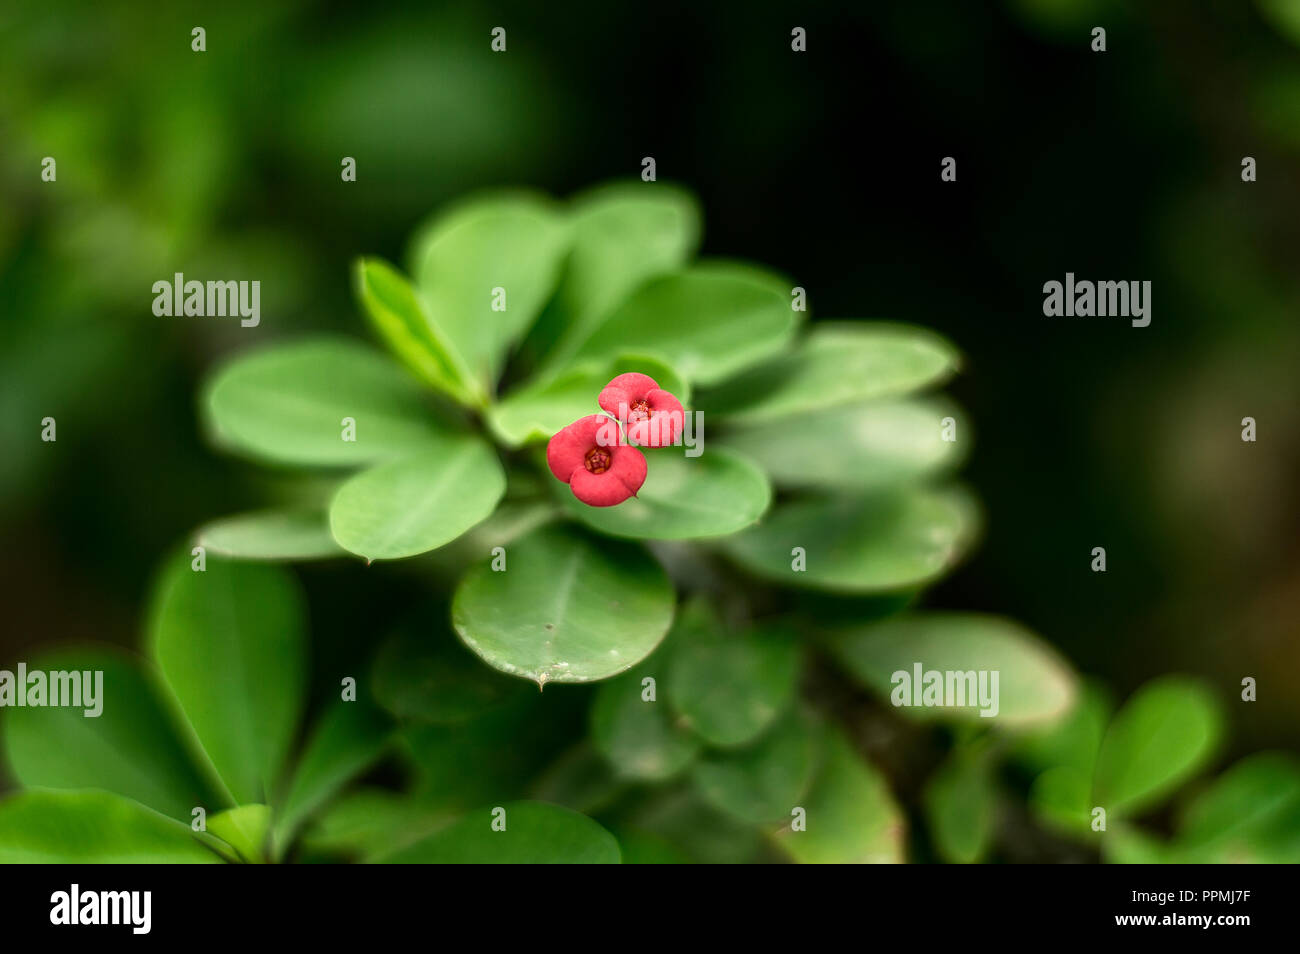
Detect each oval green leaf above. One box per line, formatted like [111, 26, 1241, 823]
[196, 508, 344, 561]
[408, 191, 570, 393]
[564, 448, 771, 540]
[568, 263, 799, 386]
[378, 801, 620, 863]
[924, 750, 997, 864]
[329, 434, 506, 562]
[719, 487, 979, 593]
[148, 554, 307, 805]
[696, 322, 960, 422]
[204, 337, 442, 467]
[718, 397, 968, 491]
[451, 524, 675, 686]
[824, 612, 1078, 727]
[1092, 675, 1224, 817]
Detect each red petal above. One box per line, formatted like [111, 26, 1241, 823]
[597, 385, 632, 419]
[546, 414, 621, 483]
[569, 444, 647, 507]
[627, 390, 684, 447]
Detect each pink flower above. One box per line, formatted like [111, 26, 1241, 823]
[546, 414, 647, 507]
[597, 372, 684, 448]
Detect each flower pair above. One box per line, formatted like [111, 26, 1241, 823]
[547, 373, 685, 507]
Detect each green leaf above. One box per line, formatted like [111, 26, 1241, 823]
[666, 616, 800, 747]
[488, 354, 689, 447]
[452, 524, 675, 686]
[696, 322, 960, 423]
[378, 801, 620, 863]
[1012, 679, 1112, 776]
[204, 337, 444, 467]
[924, 750, 997, 863]
[527, 743, 625, 816]
[533, 182, 701, 370]
[3, 648, 224, 823]
[691, 711, 819, 824]
[1028, 765, 1094, 835]
[0, 790, 221, 863]
[1174, 753, 1300, 863]
[719, 487, 979, 594]
[148, 554, 307, 805]
[591, 661, 701, 781]
[1092, 676, 1224, 818]
[328, 433, 506, 561]
[824, 613, 1079, 727]
[195, 508, 344, 561]
[771, 730, 905, 863]
[208, 804, 272, 864]
[564, 448, 771, 540]
[273, 701, 392, 851]
[1103, 825, 1174, 864]
[568, 263, 799, 387]
[717, 397, 968, 491]
[300, 788, 450, 861]
[372, 626, 530, 724]
[408, 191, 569, 394]
[354, 256, 478, 405]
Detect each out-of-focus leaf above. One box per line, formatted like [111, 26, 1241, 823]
[4, 647, 225, 822]
[1011, 679, 1113, 776]
[568, 263, 798, 386]
[203, 337, 442, 467]
[328, 434, 506, 561]
[488, 354, 688, 447]
[408, 191, 569, 394]
[527, 743, 625, 815]
[772, 730, 904, 863]
[667, 617, 800, 748]
[924, 750, 997, 863]
[0, 790, 221, 863]
[1103, 825, 1173, 864]
[195, 508, 344, 561]
[591, 657, 701, 782]
[720, 488, 978, 593]
[691, 711, 819, 824]
[273, 701, 392, 851]
[354, 256, 478, 405]
[1092, 676, 1224, 818]
[824, 613, 1078, 727]
[372, 626, 529, 725]
[452, 524, 675, 686]
[1176, 752, 1300, 861]
[717, 397, 967, 491]
[564, 448, 771, 541]
[534, 182, 701, 370]
[300, 788, 450, 862]
[209, 804, 271, 864]
[612, 827, 695, 864]
[378, 801, 620, 864]
[696, 322, 959, 422]
[149, 555, 306, 806]
[1028, 765, 1094, 835]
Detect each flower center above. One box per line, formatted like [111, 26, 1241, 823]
[628, 399, 652, 424]
[584, 446, 612, 474]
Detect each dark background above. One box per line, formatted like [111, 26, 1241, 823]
[2, 0, 1298, 798]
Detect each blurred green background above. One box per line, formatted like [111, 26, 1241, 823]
[2, 0, 1298, 830]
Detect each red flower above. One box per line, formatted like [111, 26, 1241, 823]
[546, 414, 647, 507]
[598, 372, 684, 448]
